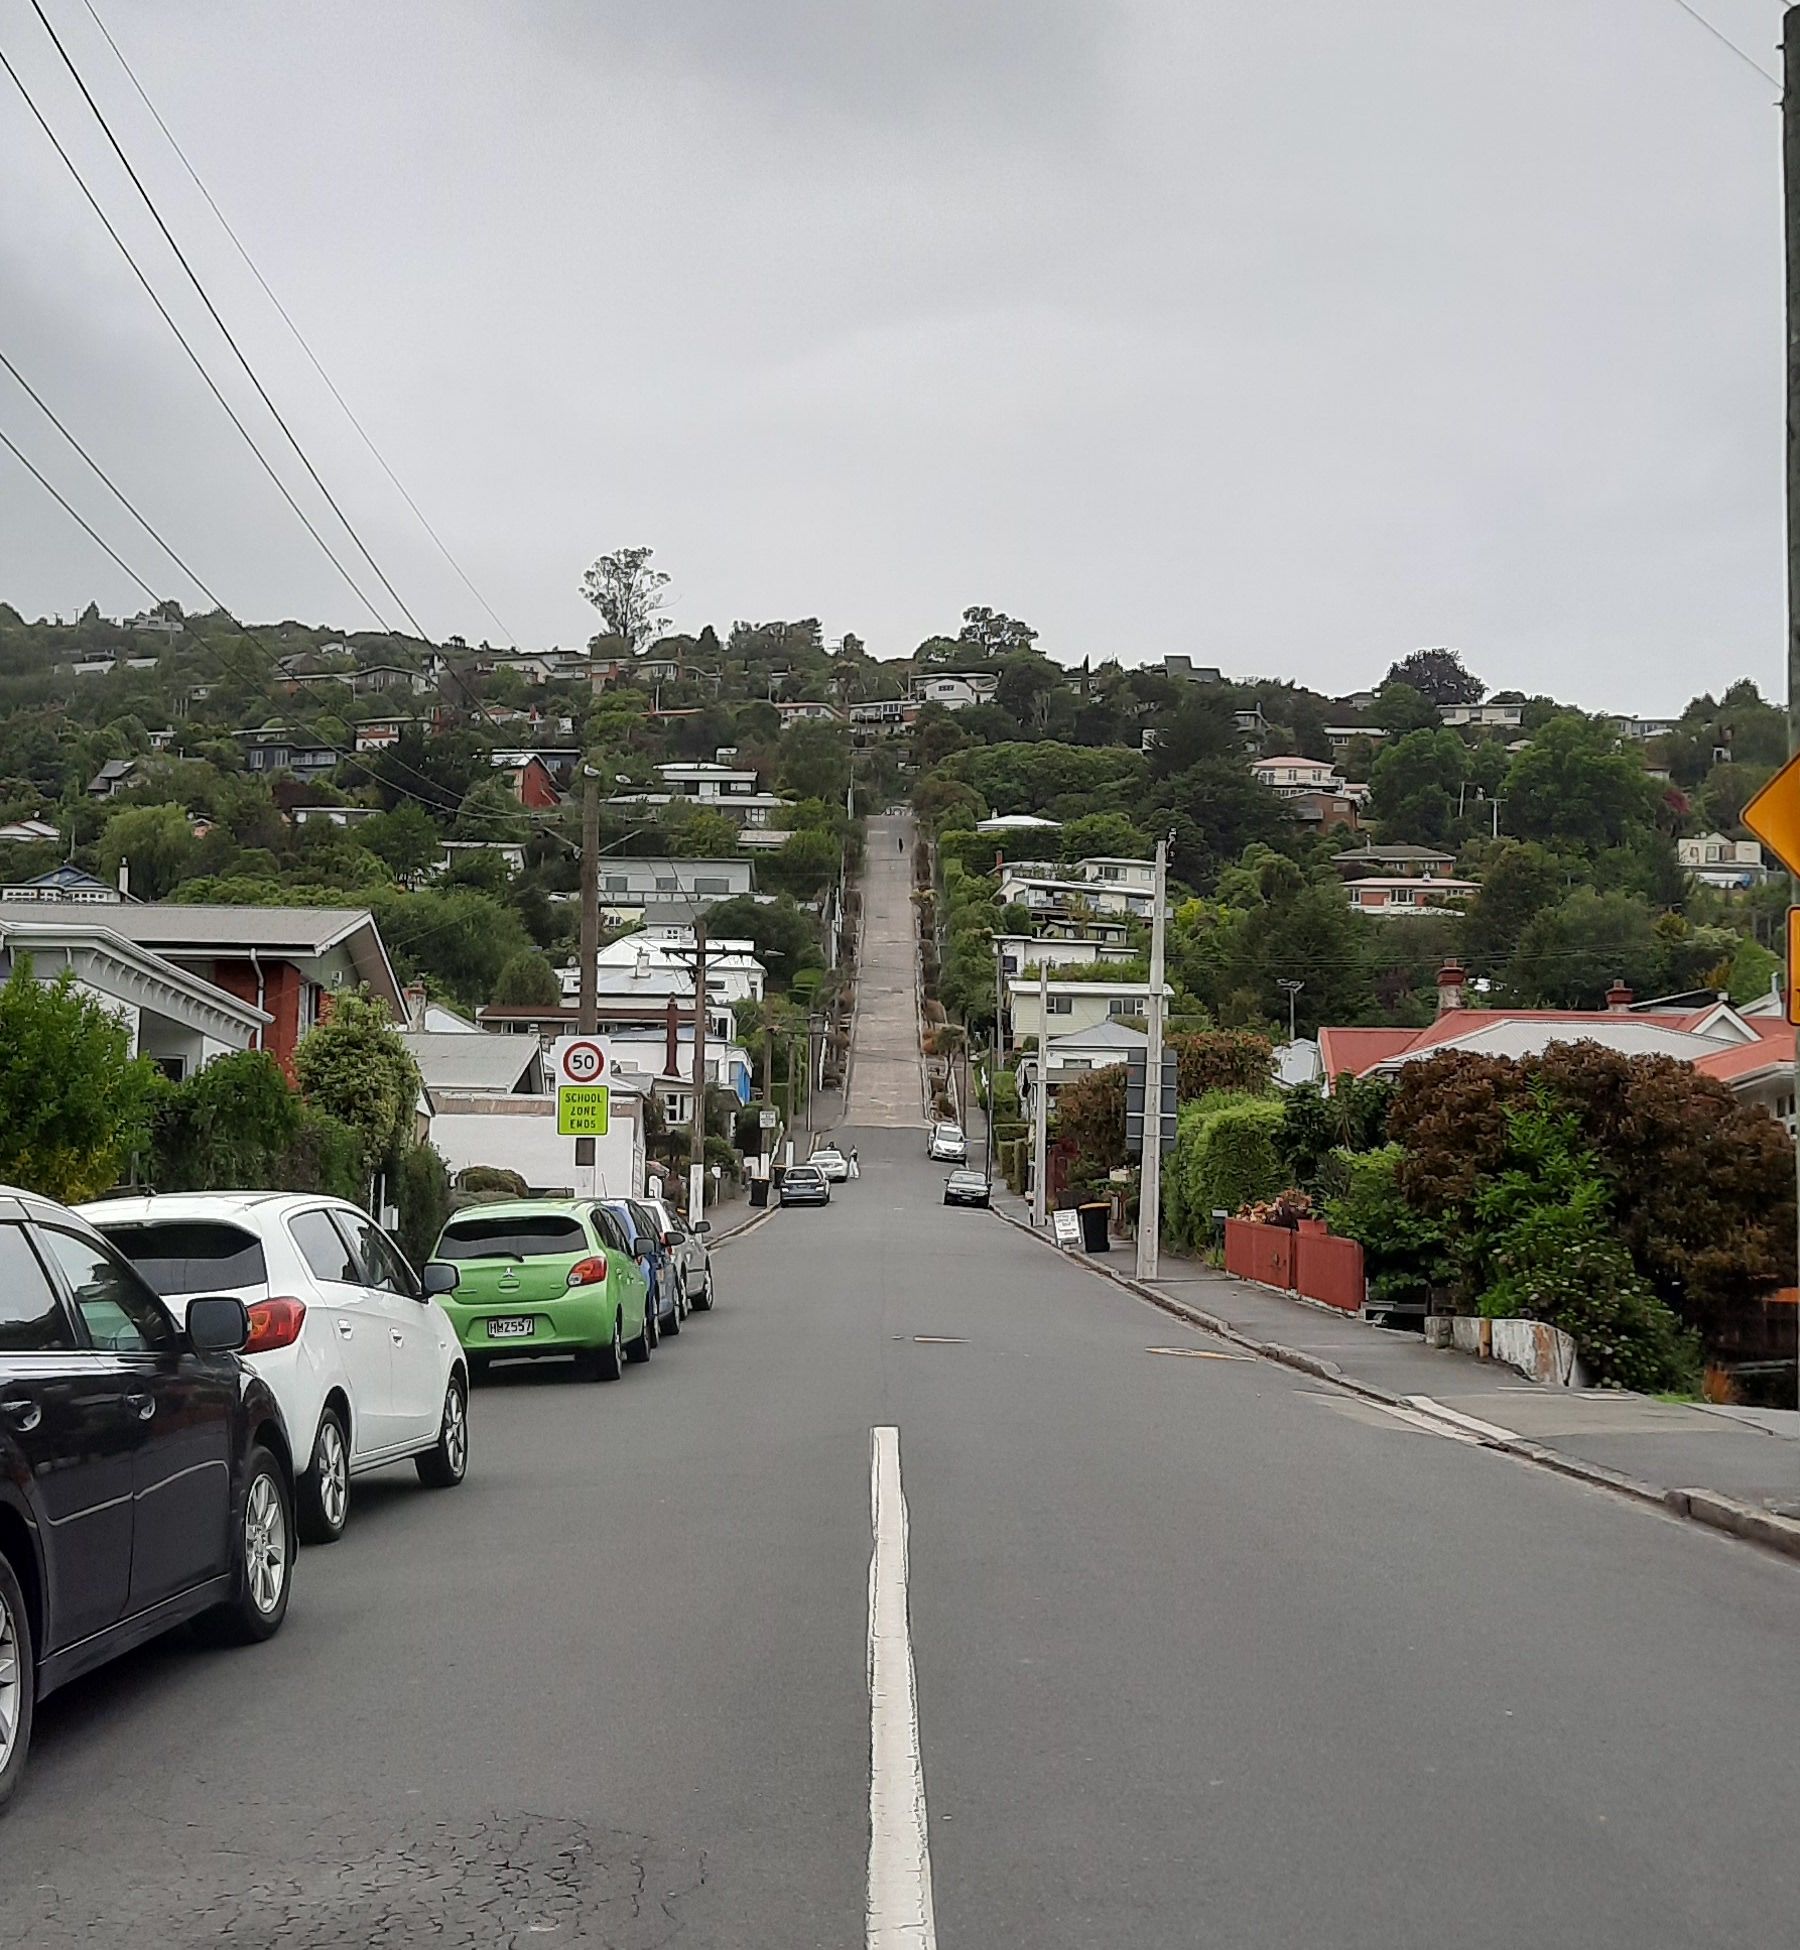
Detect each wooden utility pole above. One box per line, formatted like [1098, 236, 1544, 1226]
[578, 772, 599, 1037]
[689, 919, 708, 1224]
[1785, 8, 1800, 1406]
[576, 770, 600, 1190]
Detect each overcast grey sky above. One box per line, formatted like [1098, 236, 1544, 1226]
[0, 1, 1787, 710]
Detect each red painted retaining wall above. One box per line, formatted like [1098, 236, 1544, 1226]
[1295, 1226, 1365, 1314]
[1224, 1218, 1294, 1290]
[1224, 1218, 1365, 1314]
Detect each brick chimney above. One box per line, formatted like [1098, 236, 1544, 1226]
[403, 981, 428, 1030]
[665, 996, 682, 1077]
[1435, 959, 1468, 1016]
[1605, 979, 1634, 1013]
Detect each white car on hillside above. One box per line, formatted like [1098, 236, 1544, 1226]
[79, 1192, 470, 1545]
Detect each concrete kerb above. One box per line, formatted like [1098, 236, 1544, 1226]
[989, 1206, 1800, 1566]
[708, 1202, 782, 1250]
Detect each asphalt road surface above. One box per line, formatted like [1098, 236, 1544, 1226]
[10, 832, 1800, 1945]
[9, 1133, 1800, 1946]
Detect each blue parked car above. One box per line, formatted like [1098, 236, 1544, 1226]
[602, 1199, 682, 1343]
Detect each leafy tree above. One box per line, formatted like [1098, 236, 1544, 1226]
[1142, 760, 1293, 892]
[1372, 681, 1440, 734]
[1504, 888, 1662, 1007]
[1367, 730, 1467, 846]
[1503, 715, 1656, 852]
[99, 802, 199, 899]
[368, 888, 532, 1009]
[1228, 880, 1372, 1031]
[1324, 1144, 1453, 1315]
[958, 606, 1038, 657]
[580, 545, 671, 653]
[489, 949, 563, 1007]
[1275, 1077, 1394, 1190]
[1145, 689, 1239, 777]
[701, 894, 824, 988]
[778, 720, 850, 803]
[995, 650, 1061, 732]
[1383, 648, 1484, 706]
[294, 990, 422, 1182]
[1460, 840, 1565, 976]
[1700, 761, 1773, 834]
[1054, 1063, 1130, 1173]
[1059, 811, 1151, 862]
[453, 777, 529, 844]
[0, 962, 158, 1199]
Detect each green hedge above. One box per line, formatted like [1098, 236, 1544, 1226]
[1167, 1096, 1288, 1249]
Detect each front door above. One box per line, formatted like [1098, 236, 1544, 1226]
[333, 1212, 441, 1447]
[37, 1226, 234, 1614]
[0, 1222, 135, 1648]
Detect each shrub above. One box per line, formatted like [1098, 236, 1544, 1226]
[1276, 1077, 1394, 1193]
[1173, 1097, 1287, 1248]
[1324, 1144, 1453, 1315]
[393, 1144, 451, 1265]
[457, 1164, 529, 1199]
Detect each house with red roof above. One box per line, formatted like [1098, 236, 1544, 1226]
[1318, 963, 1796, 1131]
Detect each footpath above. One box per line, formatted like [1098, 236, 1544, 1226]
[987, 1177, 1800, 1560]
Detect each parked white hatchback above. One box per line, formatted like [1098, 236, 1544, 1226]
[78, 1193, 470, 1545]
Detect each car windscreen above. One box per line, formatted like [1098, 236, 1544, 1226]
[787, 1167, 824, 1183]
[437, 1215, 587, 1261]
[100, 1220, 268, 1296]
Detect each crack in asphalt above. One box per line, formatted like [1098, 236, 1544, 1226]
[11, 1810, 707, 1948]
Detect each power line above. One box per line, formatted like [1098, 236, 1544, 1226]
[73, 0, 519, 650]
[24, 0, 437, 644]
[0, 38, 394, 631]
[1665, 0, 1781, 87]
[0, 357, 566, 837]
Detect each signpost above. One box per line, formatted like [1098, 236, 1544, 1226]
[1051, 1210, 1082, 1251]
[550, 1038, 611, 1171]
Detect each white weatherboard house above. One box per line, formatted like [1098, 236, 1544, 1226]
[1006, 978, 1168, 1051]
[0, 913, 267, 1079]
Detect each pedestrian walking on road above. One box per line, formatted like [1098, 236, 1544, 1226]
[849, 1147, 861, 1180]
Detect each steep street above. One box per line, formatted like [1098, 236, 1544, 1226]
[6, 818, 1800, 1947]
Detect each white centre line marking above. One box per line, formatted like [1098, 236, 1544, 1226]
[867, 1426, 936, 1949]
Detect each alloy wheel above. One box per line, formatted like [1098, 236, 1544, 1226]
[0, 1587, 19, 1773]
[317, 1420, 348, 1531]
[244, 1473, 288, 1617]
[443, 1385, 468, 1478]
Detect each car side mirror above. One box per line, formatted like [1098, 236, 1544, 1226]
[421, 1260, 460, 1297]
[694, 1220, 711, 1234]
[187, 1295, 250, 1354]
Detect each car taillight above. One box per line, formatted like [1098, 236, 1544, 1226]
[567, 1255, 608, 1287]
[245, 1296, 306, 1353]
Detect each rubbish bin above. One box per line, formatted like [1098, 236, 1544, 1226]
[749, 1177, 770, 1209]
[1078, 1202, 1111, 1253]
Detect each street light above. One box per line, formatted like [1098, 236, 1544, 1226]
[1276, 978, 1304, 1045]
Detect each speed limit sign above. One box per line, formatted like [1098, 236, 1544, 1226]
[554, 1038, 606, 1085]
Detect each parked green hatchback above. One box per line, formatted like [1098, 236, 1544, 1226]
[432, 1201, 652, 1382]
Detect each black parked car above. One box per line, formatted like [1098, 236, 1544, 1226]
[0, 1188, 296, 1815]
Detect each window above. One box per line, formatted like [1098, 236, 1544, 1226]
[0, 1224, 75, 1352]
[1108, 997, 1139, 1016]
[334, 1212, 419, 1297]
[694, 877, 729, 896]
[438, 1215, 588, 1260]
[1046, 995, 1074, 1015]
[588, 1207, 630, 1256]
[101, 1221, 267, 1296]
[290, 1208, 360, 1285]
[603, 874, 628, 894]
[40, 1228, 175, 1352]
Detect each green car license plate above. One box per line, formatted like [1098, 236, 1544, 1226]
[487, 1316, 535, 1340]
